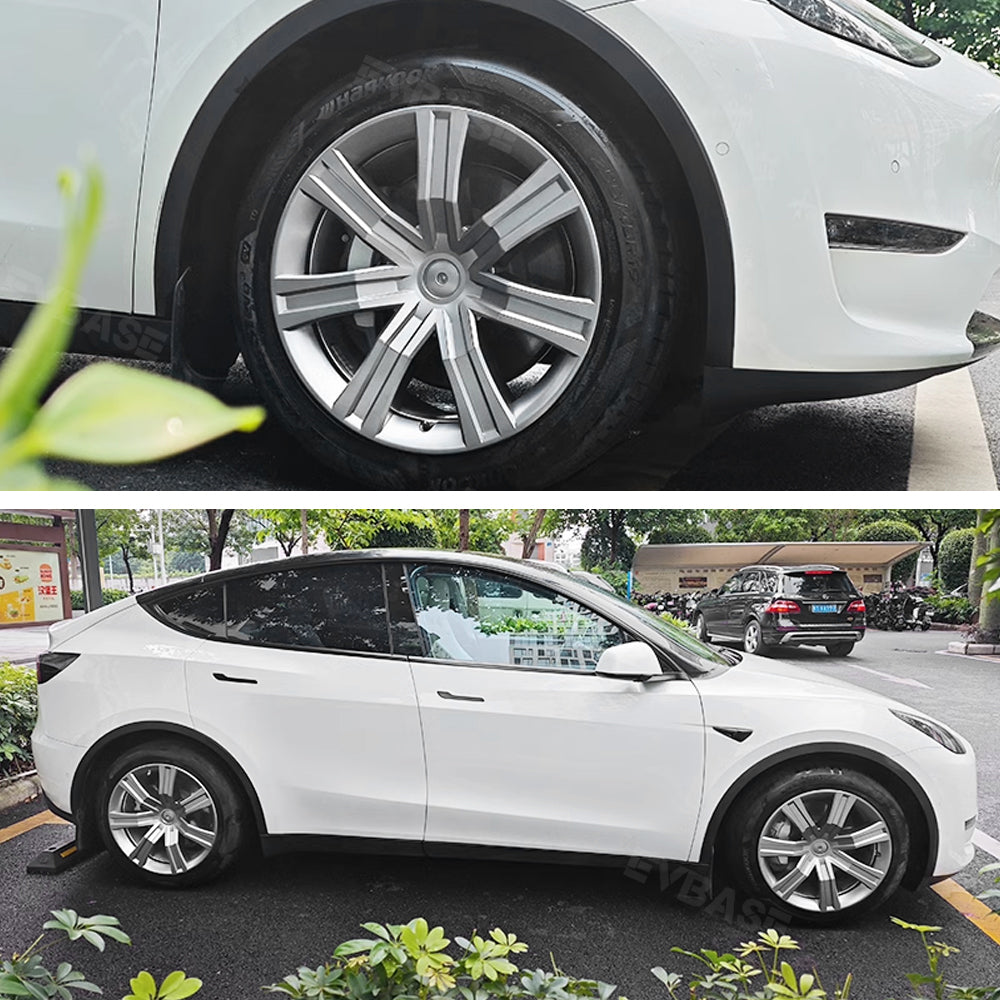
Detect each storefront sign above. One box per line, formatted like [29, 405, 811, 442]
[0, 547, 66, 624]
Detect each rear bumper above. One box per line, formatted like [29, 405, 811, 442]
[768, 628, 866, 647]
[30, 730, 86, 817]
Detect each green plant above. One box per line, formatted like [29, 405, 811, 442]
[924, 593, 975, 625]
[938, 529, 977, 593]
[0, 662, 37, 778]
[0, 910, 200, 1000]
[479, 616, 550, 636]
[0, 166, 264, 489]
[69, 589, 130, 612]
[658, 613, 692, 632]
[980, 861, 1000, 910]
[265, 919, 621, 1000]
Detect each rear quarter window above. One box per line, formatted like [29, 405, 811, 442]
[149, 586, 225, 638]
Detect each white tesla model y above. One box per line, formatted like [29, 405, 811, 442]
[33, 551, 977, 923]
[1, 0, 999, 486]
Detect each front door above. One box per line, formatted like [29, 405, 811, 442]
[404, 563, 706, 862]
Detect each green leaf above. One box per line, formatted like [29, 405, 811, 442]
[0, 462, 88, 490]
[158, 972, 202, 999]
[128, 970, 158, 1000]
[19, 363, 265, 464]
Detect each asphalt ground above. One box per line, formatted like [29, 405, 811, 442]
[2, 630, 1000, 998]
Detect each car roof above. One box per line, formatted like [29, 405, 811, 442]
[740, 564, 845, 573]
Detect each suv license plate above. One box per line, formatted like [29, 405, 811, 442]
[813, 604, 838, 614]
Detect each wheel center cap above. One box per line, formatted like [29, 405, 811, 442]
[160, 809, 177, 824]
[419, 256, 465, 302]
[811, 839, 831, 856]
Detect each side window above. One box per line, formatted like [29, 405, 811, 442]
[409, 565, 626, 671]
[225, 563, 390, 654]
[150, 585, 225, 638]
[719, 575, 739, 595]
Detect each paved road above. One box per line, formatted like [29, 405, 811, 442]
[2, 630, 999, 999]
[16, 275, 1000, 491]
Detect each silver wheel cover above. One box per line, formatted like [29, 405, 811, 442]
[271, 105, 603, 454]
[108, 763, 218, 876]
[757, 788, 894, 913]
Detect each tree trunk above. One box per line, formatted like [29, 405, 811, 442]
[970, 510, 989, 610]
[978, 517, 1000, 639]
[301, 509, 309, 556]
[521, 509, 547, 559]
[902, 0, 917, 29]
[121, 545, 135, 593]
[459, 509, 470, 552]
[209, 509, 235, 570]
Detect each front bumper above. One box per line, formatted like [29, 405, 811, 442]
[596, 0, 1000, 377]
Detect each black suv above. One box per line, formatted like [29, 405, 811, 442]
[693, 565, 867, 657]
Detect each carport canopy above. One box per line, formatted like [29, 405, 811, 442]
[632, 541, 928, 594]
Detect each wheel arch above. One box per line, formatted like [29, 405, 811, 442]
[153, 0, 734, 378]
[698, 743, 936, 890]
[70, 722, 268, 851]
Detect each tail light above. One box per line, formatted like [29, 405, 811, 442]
[846, 599, 867, 615]
[36, 651, 79, 684]
[765, 599, 801, 615]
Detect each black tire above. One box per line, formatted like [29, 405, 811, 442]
[722, 766, 910, 925]
[236, 54, 688, 488]
[97, 740, 246, 888]
[694, 613, 708, 643]
[826, 641, 855, 657]
[742, 618, 769, 655]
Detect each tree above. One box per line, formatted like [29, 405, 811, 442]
[550, 510, 663, 571]
[938, 528, 977, 591]
[851, 509, 975, 568]
[247, 509, 323, 558]
[316, 509, 433, 551]
[851, 518, 924, 582]
[429, 510, 515, 554]
[96, 510, 150, 593]
[976, 510, 1000, 640]
[646, 511, 712, 545]
[872, 0, 1000, 71]
[161, 509, 256, 571]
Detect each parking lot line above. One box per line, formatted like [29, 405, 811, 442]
[933, 879, 1000, 947]
[974, 829, 1000, 861]
[0, 810, 69, 845]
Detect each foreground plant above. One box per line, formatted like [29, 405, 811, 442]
[265, 918, 619, 1000]
[0, 910, 200, 1000]
[888, 917, 999, 1000]
[0, 166, 264, 489]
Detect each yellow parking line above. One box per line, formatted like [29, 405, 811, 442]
[0, 810, 69, 845]
[932, 879, 1000, 947]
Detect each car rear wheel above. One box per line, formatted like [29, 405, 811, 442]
[743, 619, 768, 655]
[724, 767, 909, 924]
[826, 641, 855, 656]
[236, 55, 687, 488]
[97, 741, 246, 887]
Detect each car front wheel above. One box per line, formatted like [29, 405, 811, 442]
[97, 741, 246, 887]
[724, 767, 909, 923]
[695, 613, 708, 643]
[236, 55, 687, 488]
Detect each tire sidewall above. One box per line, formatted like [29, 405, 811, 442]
[236, 54, 669, 489]
[97, 741, 245, 888]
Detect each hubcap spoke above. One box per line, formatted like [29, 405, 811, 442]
[437, 304, 517, 447]
[780, 796, 817, 835]
[772, 856, 816, 900]
[830, 849, 885, 889]
[109, 809, 158, 831]
[815, 858, 842, 911]
[120, 773, 160, 812]
[274, 266, 412, 331]
[178, 787, 214, 817]
[470, 275, 595, 356]
[157, 764, 178, 800]
[416, 107, 469, 248]
[177, 818, 215, 851]
[301, 152, 424, 266]
[459, 159, 583, 270]
[164, 827, 188, 875]
[129, 822, 166, 866]
[332, 299, 437, 437]
[759, 836, 810, 858]
[833, 820, 891, 851]
[826, 791, 857, 829]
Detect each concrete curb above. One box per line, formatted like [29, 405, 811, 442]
[947, 641, 1000, 656]
[0, 771, 41, 814]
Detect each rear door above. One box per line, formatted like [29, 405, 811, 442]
[703, 574, 738, 636]
[173, 561, 427, 841]
[402, 562, 706, 862]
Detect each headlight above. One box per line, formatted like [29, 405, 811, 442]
[891, 709, 966, 754]
[767, 0, 941, 67]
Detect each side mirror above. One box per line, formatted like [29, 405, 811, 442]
[596, 642, 663, 681]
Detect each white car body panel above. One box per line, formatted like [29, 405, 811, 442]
[0, 0, 996, 380]
[410, 661, 704, 859]
[184, 639, 427, 840]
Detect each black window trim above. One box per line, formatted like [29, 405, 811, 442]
[142, 560, 404, 660]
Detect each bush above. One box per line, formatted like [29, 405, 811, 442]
[69, 588, 131, 610]
[851, 519, 924, 581]
[0, 663, 37, 779]
[938, 527, 976, 592]
[925, 592, 975, 625]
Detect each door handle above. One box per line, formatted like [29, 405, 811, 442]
[213, 672, 258, 685]
[437, 690, 485, 703]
